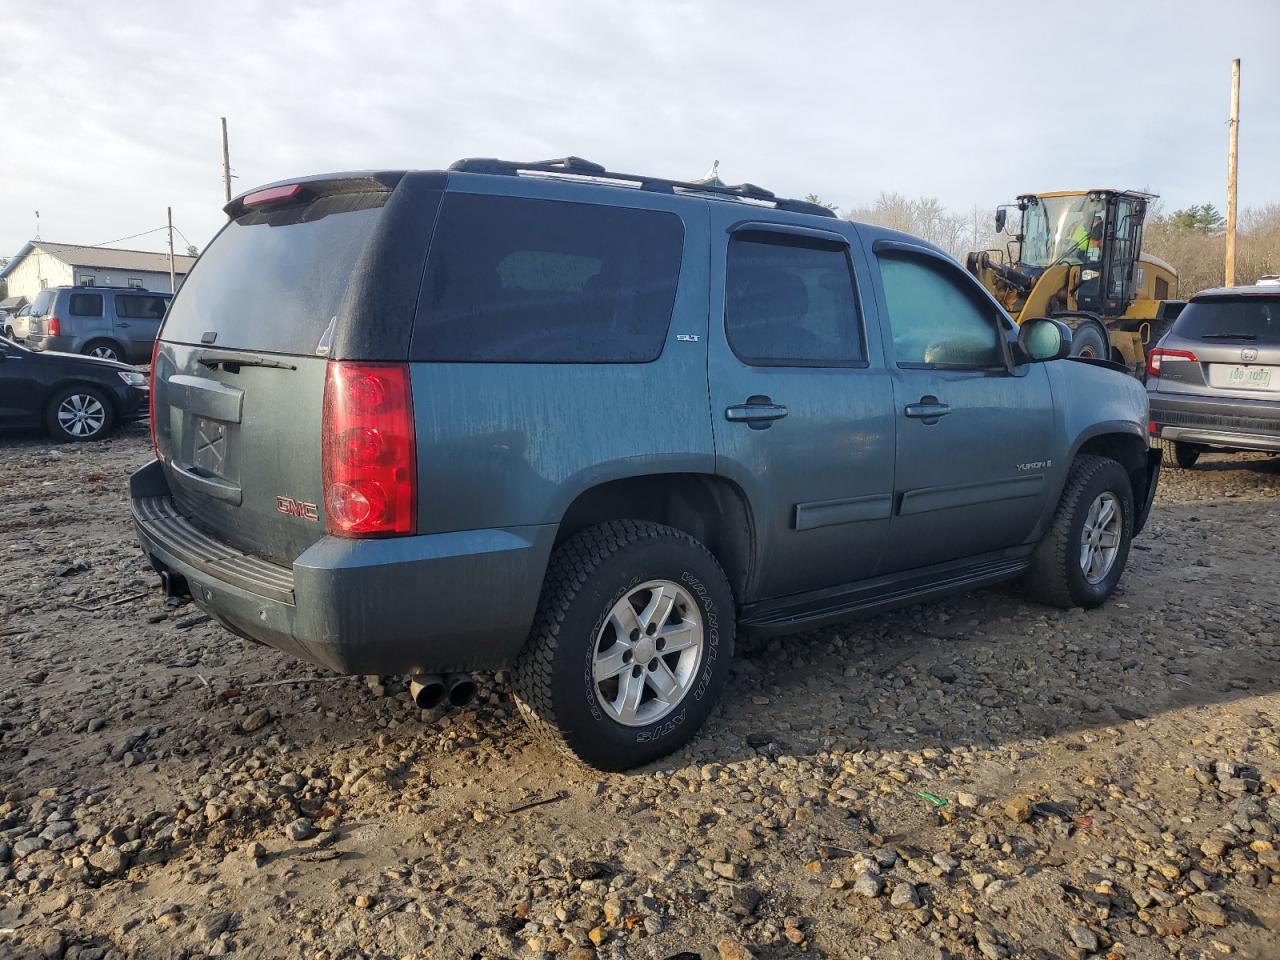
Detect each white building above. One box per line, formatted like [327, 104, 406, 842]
[0, 241, 197, 302]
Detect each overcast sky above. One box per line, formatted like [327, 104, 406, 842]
[2, 0, 1277, 259]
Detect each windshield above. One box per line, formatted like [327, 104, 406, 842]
[1020, 195, 1107, 268]
[1174, 296, 1280, 343]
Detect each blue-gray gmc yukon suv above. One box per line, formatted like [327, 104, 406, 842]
[131, 157, 1160, 769]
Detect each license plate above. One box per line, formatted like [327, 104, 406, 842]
[1209, 364, 1275, 390]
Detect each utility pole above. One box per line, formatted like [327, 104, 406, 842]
[220, 117, 232, 204]
[167, 206, 176, 293]
[1225, 58, 1240, 287]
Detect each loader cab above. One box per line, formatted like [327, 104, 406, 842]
[1013, 190, 1149, 316]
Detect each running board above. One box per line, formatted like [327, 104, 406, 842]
[739, 556, 1030, 636]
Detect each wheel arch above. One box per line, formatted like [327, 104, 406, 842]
[555, 472, 755, 605]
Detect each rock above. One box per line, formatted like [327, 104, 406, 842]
[245, 841, 266, 861]
[1200, 837, 1230, 858]
[1190, 898, 1228, 927]
[730, 886, 761, 917]
[929, 663, 959, 683]
[569, 858, 608, 880]
[956, 792, 981, 809]
[196, 911, 234, 941]
[14, 837, 47, 857]
[933, 852, 959, 874]
[241, 708, 272, 733]
[587, 926, 607, 946]
[890, 882, 921, 910]
[89, 846, 127, 876]
[354, 894, 375, 909]
[853, 872, 884, 898]
[713, 860, 743, 880]
[603, 898, 623, 926]
[717, 938, 755, 960]
[39, 930, 65, 959]
[1067, 923, 1098, 952]
[285, 817, 315, 842]
[1004, 796, 1034, 823]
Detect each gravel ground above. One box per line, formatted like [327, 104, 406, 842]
[1, 423, 1277, 960]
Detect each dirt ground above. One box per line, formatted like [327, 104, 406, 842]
[1, 423, 1277, 960]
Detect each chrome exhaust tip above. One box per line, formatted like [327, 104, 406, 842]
[445, 673, 477, 707]
[409, 674, 447, 710]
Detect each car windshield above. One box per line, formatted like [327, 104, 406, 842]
[1174, 296, 1280, 343]
[1019, 195, 1108, 268]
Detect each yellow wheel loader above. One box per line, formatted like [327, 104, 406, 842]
[966, 190, 1184, 378]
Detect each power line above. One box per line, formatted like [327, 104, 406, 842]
[88, 225, 169, 248]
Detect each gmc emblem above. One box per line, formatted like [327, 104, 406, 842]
[275, 496, 319, 522]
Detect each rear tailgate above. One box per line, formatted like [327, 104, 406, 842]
[152, 174, 435, 567]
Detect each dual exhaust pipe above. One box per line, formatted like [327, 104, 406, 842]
[409, 673, 477, 711]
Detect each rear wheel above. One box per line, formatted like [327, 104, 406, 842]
[82, 339, 123, 362]
[45, 385, 115, 442]
[1155, 437, 1200, 469]
[513, 520, 735, 770]
[1024, 455, 1134, 609]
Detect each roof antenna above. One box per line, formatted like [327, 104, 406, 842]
[692, 160, 723, 187]
[34, 209, 40, 241]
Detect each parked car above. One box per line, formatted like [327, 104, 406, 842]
[130, 158, 1160, 769]
[4, 304, 33, 341]
[25, 285, 171, 363]
[1148, 284, 1280, 467]
[0, 336, 149, 441]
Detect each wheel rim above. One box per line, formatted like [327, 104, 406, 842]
[57, 393, 106, 437]
[1079, 492, 1122, 584]
[592, 580, 704, 727]
[89, 345, 118, 360]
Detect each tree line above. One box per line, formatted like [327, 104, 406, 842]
[811, 193, 1280, 296]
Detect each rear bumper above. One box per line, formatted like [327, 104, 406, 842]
[129, 459, 555, 675]
[1150, 392, 1280, 452]
[26, 334, 77, 353]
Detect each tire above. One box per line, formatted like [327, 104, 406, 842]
[1024, 455, 1134, 610]
[513, 520, 735, 770]
[1154, 437, 1200, 469]
[45, 385, 116, 442]
[1068, 323, 1107, 360]
[82, 339, 123, 362]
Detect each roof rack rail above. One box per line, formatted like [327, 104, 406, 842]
[447, 156, 837, 218]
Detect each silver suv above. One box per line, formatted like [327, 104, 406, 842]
[25, 285, 172, 363]
[1148, 285, 1280, 467]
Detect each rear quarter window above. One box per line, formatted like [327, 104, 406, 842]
[115, 294, 170, 319]
[161, 191, 388, 354]
[411, 193, 684, 363]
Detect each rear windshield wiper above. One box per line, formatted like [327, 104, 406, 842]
[1200, 332, 1259, 340]
[197, 352, 297, 371]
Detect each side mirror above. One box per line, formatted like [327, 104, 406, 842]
[995, 208, 1007, 233]
[1018, 317, 1073, 363]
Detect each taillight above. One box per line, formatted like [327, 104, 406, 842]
[321, 362, 416, 537]
[1147, 347, 1197, 377]
[47, 316, 61, 336]
[148, 339, 161, 459]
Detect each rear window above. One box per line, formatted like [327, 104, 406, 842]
[161, 191, 388, 354]
[69, 293, 103, 317]
[30, 290, 55, 317]
[1174, 296, 1280, 343]
[115, 294, 170, 320]
[411, 193, 684, 363]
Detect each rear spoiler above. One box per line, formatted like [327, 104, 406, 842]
[223, 171, 406, 219]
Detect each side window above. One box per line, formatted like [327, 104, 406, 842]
[115, 295, 169, 319]
[725, 231, 863, 366]
[69, 293, 104, 317]
[878, 252, 1003, 368]
[412, 194, 684, 363]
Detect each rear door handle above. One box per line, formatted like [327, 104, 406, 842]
[904, 396, 951, 423]
[726, 397, 789, 429]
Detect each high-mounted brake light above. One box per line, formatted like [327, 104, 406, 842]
[321, 362, 416, 537]
[1147, 347, 1197, 377]
[243, 184, 303, 207]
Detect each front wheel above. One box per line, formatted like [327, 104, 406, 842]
[513, 520, 735, 770]
[1068, 322, 1108, 360]
[45, 385, 116, 442]
[1024, 456, 1134, 609]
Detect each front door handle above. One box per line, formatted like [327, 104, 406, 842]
[726, 396, 789, 429]
[904, 395, 951, 423]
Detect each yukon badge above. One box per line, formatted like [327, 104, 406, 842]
[276, 496, 319, 522]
